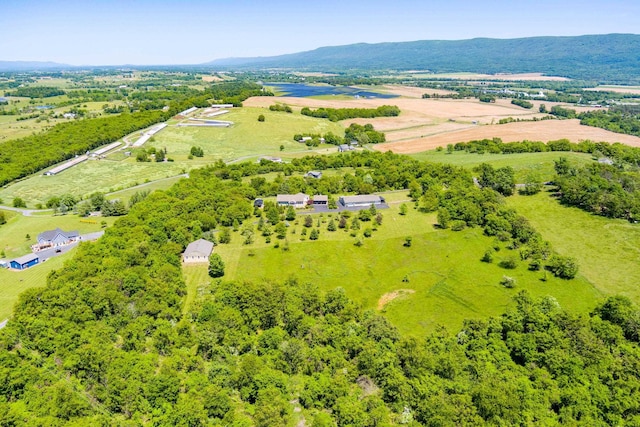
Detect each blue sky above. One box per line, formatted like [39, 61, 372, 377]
[1, 0, 638, 65]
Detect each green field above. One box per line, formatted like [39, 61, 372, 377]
[0, 107, 344, 206]
[411, 150, 595, 182]
[0, 210, 115, 259]
[508, 191, 640, 300]
[151, 107, 344, 160]
[0, 250, 76, 321]
[216, 199, 600, 336]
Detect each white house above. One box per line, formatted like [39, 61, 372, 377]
[182, 239, 214, 264]
[277, 193, 310, 209]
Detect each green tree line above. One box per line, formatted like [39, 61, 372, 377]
[301, 105, 400, 121]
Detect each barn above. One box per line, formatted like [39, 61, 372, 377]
[10, 254, 39, 270]
[339, 195, 385, 208]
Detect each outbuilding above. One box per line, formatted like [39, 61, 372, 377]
[339, 195, 385, 208]
[10, 254, 39, 270]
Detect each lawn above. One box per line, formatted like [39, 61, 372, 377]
[0, 210, 115, 259]
[0, 250, 76, 321]
[508, 191, 640, 301]
[216, 199, 600, 336]
[181, 264, 210, 316]
[410, 150, 595, 182]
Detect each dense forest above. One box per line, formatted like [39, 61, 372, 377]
[553, 159, 640, 221]
[3, 151, 636, 425]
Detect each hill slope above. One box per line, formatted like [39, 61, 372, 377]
[206, 34, 640, 83]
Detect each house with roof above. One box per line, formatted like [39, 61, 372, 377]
[182, 239, 214, 264]
[10, 254, 39, 270]
[306, 171, 323, 179]
[36, 228, 80, 250]
[312, 195, 328, 206]
[339, 195, 386, 208]
[277, 193, 309, 209]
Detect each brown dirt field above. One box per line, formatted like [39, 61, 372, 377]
[245, 92, 637, 152]
[373, 119, 640, 153]
[201, 75, 223, 82]
[584, 86, 640, 95]
[377, 289, 416, 310]
[379, 85, 455, 98]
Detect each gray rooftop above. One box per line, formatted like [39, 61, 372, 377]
[184, 239, 214, 257]
[11, 253, 39, 265]
[38, 228, 79, 242]
[340, 195, 383, 204]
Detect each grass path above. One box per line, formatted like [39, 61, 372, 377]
[181, 264, 210, 315]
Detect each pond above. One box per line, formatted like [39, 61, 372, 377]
[266, 83, 398, 99]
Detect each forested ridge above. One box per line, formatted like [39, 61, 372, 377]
[206, 34, 640, 84]
[2, 151, 640, 425]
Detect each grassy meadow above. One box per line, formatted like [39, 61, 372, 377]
[216, 198, 601, 336]
[0, 250, 75, 321]
[411, 150, 595, 181]
[508, 191, 640, 300]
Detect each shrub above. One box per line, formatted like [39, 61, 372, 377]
[450, 220, 466, 231]
[500, 276, 516, 288]
[481, 249, 493, 263]
[499, 257, 518, 269]
[547, 255, 579, 279]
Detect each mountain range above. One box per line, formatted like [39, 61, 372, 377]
[2, 34, 639, 83]
[205, 34, 640, 83]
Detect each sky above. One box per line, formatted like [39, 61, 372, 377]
[1, 0, 639, 66]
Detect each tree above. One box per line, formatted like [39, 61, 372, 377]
[275, 222, 287, 239]
[218, 227, 231, 244]
[13, 197, 26, 208]
[437, 207, 450, 228]
[304, 215, 313, 228]
[404, 236, 412, 247]
[190, 146, 204, 157]
[285, 206, 296, 221]
[309, 229, 319, 240]
[327, 219, 336, 231]
[399, 203, 408, 215]
[547, 255, 578, 279]
[208, 253, 225, 278]
[257, 114, 265, 122]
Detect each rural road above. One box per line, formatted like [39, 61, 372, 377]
[0, 205, 52, 217]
